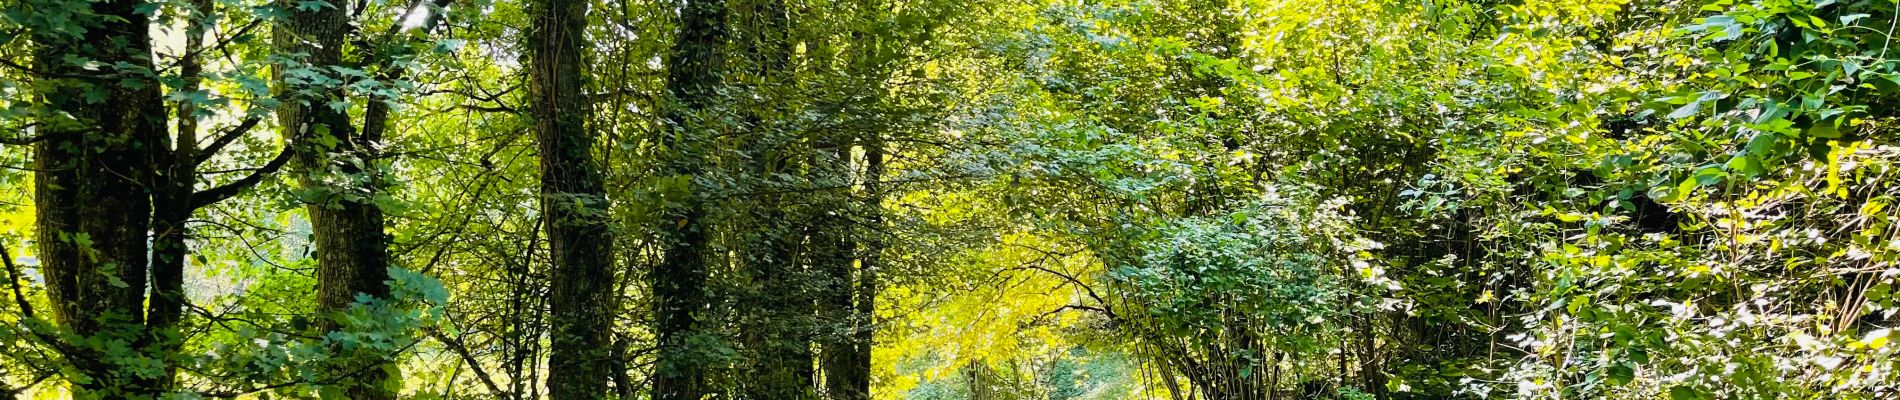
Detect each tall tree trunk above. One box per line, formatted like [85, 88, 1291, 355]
[526, 0, 618, 396]
[965, 361, 1001, 400]
[850, 134, 884, 398]
[27, 0, 164, 394]
[820, 13, 885, 397]
[147, 0, 292, 391]
[823, 111, 880, 400]
[276, 1, 396, 397]
[146, 154, 192, 394]
[653, 0, 729, 397]
[811, 138, 854, 399]
[145, 0, 214, 388]
[735, 0, 817, 397]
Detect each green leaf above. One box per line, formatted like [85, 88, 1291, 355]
[1808, 124, 1841, 138]
[1607, 364, 1634, 385]
[1865, 329, 1891, 349]
[1667, 91, 1723, 119]
[1667, 175, 1699, 201]
[1745, 132, 1782, 156]
[1686, 15, 1743, 41]
[1647, 185, 1673, 202]
[1725, 154, 1763, 177]
[1666, 101, 1701, 120]
[1670, 386, 1700, 400]
[314, 125, 339, 149]
[1693, 167, 1728, 186]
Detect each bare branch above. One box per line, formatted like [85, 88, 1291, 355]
[1, 239, 36, 319]
[165, 18, 267, 70]
[190, 146, 293, 209]
[428, 328, 512, 400]
[197, 116, 265, 162]
[0, 135, 45, 146]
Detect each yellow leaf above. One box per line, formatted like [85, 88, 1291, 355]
[1825, 145, 1848, 198]
[1864, 329, 1891, 349]
[1860, 199, 1889, 218]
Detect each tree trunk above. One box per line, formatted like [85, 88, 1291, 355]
[27, 0, 165, 394]
[145, 0, 215, 388]
[733, 0, 819, 397]
[851, 134, 884, 398]
[653, 0, 729, 397]
[820, 15, 886, 397]
[527, 0, 619, 396]
[811, 139, 854, 399]
[276, 1, 396, 397]
[819, 130, 878, 400]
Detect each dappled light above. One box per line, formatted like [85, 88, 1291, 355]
[1, 0, 1898, 398]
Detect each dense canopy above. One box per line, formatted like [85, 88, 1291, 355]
[1, 0, 1898, 398]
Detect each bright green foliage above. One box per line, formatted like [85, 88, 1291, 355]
[2, 0, 1899, 398]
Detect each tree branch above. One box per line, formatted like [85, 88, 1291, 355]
[165, 18, 267, 70]
[197, 116, 265, 163]
[0, 372, 52, 397]
[1, 239, 36, 319]
[1004, 244, 1120, 321]
[428, 328, 511, 400]
[0, 122, 46, 145]
[0, 58, 95, 80]
[190, 146, 293, 209]
[0, 239, 93, 376]
[0, 134, 45, 146]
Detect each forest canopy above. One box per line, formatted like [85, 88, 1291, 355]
[1, 0, 1898, 398]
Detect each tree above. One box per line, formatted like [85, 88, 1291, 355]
[24, 0, 164, 394]
[6, 0, 316, 394]
[274, 0, 398, 395]
[148, 0, 292, 390]
[4, 0, 1897, 398]
[652, 0, 729, 397]
[728, 0, 821, 396]
[526, 0, 619, 395]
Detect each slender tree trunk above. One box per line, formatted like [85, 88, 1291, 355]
[653, 0, 729, 397]
[965, 361, 1000, 400]
[746, 216, 815, 399]
[146, 193, 191, 388]
[820, 16, 886, 396]
[276, 1, 396, 397]
[811, 138, 854, 399]
[820, 129, 877, 400]
[744, 190, 816, 400]
[526, 0, 619, 396]
[851, 135, 884, 398]
[144, 0, 217, 388]
[27, 0, 164, 395]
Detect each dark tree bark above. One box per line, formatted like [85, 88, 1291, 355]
[146, 0, 214, 388]
[833, 131, 884, 400]
[26, 0, 165, 394]
[276, 1, 396, 397]
[526, 0, 619, 396]
[819, 13, 885, 397]
[732, 0, 819, 397]
[653, 0, 729, 397]
[812, 141, 857, 400]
